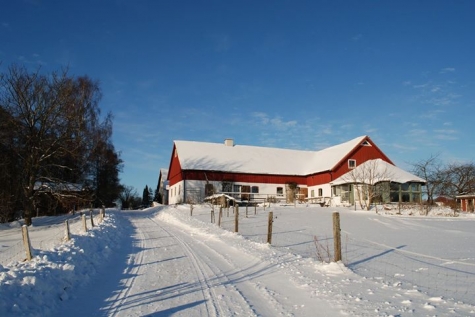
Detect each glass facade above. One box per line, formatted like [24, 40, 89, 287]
[333, 182, 423, 204]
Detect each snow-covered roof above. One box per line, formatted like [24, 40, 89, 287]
[34, 182, 84, 192]
[159, 168, 168, 178]
[174, 136, 367, 175]
[203, 193, 236, 201]
[331, 159, 426, 185]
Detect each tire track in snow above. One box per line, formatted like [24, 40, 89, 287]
[146, 216, 241, 317]
[153, 214, 296, 317]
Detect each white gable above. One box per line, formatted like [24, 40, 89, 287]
[331, 159, 426, 185]
[174, 136, 367, 176]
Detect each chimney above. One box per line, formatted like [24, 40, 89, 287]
[224, 138, 234, 147]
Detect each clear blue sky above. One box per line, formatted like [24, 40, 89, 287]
[1, 1, 474, 193]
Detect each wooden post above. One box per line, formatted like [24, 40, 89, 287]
[234, 205, 239, 233]
[267, 212, 273, 244]
[82, 214, 87, 232]
[333, 212, 342, 262]
[218, 207, 223, 227]
[190, 204, 194, 216]
[65, 220, 71, 241]
[90, 210, 95, 227]
[254, 204, 257, 215]
[211, 209, 215, 223]
[22, 225, 33, 261]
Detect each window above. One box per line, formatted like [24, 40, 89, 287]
[348, 159, 356, 169]
[361, 140, 371, 146]
[251, 186, 259, 193]
[222, 181, 232, 193]
[233, 185, 241, 199]
[277, 187, 283, 196]
[318, 188, 323, 196]
[311, 190, 315, 197]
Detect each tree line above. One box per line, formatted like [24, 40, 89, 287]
[0, 64, 123, 224]
[411, 154, 475, 208]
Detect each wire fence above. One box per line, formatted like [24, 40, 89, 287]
[0, 210, 103, 266]
[191, 204, 475, 306]
[342, 232, 475, 306]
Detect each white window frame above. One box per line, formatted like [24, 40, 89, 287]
[348, 159, 356, 169]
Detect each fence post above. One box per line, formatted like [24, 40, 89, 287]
[211, 209, 215, 223]
[65, 220, 71, 241]
[218, 206, 223, 227]
[234, 205, 239, 233]
[255, 204, 257, 215]
[333, 212, 342, 262]
[90, 210, 95, 227]
[246, 203, 248, 218]
[82, 214, 87, 232]
[267, 211, 273, 244]
[22, 225, 33, 261]
[190, 204, 194, 216]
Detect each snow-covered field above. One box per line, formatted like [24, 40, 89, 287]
[1, 204, 474, 316]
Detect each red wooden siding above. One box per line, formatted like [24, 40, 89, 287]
[331, 136, 394, 180]
[306, 172, 332, 186]
[168, 145, 184, 186]
[182, 170, 307, 185]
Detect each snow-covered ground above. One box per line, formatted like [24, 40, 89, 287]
[1, 204, 474, 316]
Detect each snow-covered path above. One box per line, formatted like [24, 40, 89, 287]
[54, 209, 340, 316]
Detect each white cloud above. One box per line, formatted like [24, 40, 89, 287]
[440, 67, 455, 74]
[352, 34, 362, 41]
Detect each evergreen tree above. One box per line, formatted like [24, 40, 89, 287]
[142, 185, 150, 207]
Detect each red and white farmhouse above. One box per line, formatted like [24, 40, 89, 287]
[165, 136, 425, 206]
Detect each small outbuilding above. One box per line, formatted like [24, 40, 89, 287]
[456, 194, 475, 212]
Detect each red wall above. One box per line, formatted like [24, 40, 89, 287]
[183, 170, 307, 185]
[331, 137, 393, 180]
[168, 145, 183, 186]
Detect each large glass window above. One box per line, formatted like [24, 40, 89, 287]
[277, 187, 283, 196]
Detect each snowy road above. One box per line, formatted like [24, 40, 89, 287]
[54, 209, 339, 316]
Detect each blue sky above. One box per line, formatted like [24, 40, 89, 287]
[1, 0, 474, 193]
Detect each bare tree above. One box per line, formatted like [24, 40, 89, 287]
[119, 186, 140, 210]
[0, 65, 106, 224]
[442, 162, 475, 196]
[411, 154, 445, 207]
[340, 159, 393, 211]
